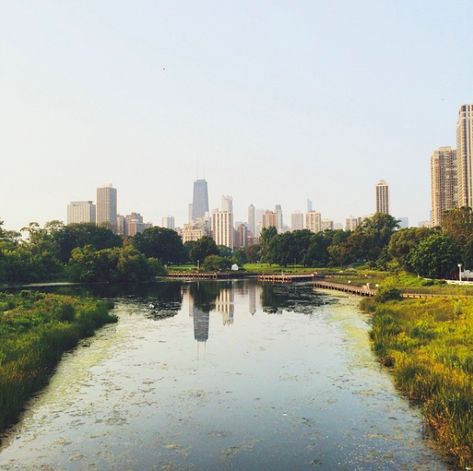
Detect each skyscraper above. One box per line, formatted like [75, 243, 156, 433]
[221, 195, 233, 213]
[275, 204, 283, 231]
[96, 184, 117, 231]
[262, 210, 278, 229]
[291, 211, 304, 231]
[376, 180, 389, 214]
[431, 146, 458, 227]
[457, 104, 473, 208]
[307, 199, 313, 212]
[305, 211, 322, 233]
[192, 179, 209, 221]
[212, 210, 234, 248]
[67, 201, 96, 225]
[248, 204, 255, 235]
[161, 216, 175, 230]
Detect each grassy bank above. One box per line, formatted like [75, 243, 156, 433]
[362, 293, 473, 467]
[0, 291, 116, 433]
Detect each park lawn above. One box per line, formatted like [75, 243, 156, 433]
[362, 293, 473, 467]
[0, 291, 116, 433]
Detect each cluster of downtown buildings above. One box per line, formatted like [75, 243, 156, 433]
[431, 104, 473, 227]
[66, 177, 398, 250]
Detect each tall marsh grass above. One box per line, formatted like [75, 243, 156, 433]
[0, 291, 116, 433]
[363, 295, 473, 466]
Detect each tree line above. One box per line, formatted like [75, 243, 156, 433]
[1, 207, 473, 283]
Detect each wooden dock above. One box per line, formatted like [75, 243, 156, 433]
[257, 273, 316, 283]
[313, 280, 376, 296]
[166, 272, 247, 280]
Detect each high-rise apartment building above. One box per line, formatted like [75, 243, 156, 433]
[321, 219, 334, 231]
[67, 201, 96, 225]
[235, 223, 249, 248]
[212, 210, 234, 248]
[96, 184, 117, 231]
[305, 211, 322, 233]
[457, 105, 473, 208]
[431, 146, 458, 226]
[248, 204, 255, 236]
[116, 215, 126, 235]
[376, 180, 389, 214]
[161, 216, 175, 230]
[262, 210, 278, 229]
[345, 216, 364, 231]
[291, 212, 304, 231]
[192, 179, 209, 221]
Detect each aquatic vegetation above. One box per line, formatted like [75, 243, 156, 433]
[0, 291, 116, 433]
[365, 295, 473, 466]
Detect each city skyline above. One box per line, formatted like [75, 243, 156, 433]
[1, 2, 472, 231]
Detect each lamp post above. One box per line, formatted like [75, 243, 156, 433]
[197, 259, 200, 271]
[458, 263, 462, 282]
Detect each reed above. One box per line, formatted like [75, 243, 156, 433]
[365, 295, 473, 466]
[0, 291, 116, 433]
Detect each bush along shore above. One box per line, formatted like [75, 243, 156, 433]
[0, 291, 116, 434]
[361, 290, 473, 467]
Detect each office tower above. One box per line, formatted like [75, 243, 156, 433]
[96, 184, 117, 231]
[345, 216, 364, 231]
[193, 306, 209, 343]
[192, 179, 209, 221]
[262, 210, 278, 229]
[307, 199, 313, 212]
[161, 216, 175, 230]
[67, 201, 96, 224]
[305, 211, 322, 233]
[291, 211, 304, 231]
[457, 105, 473, 208]
[235, 223, 248, 248]
[255, 208, 264, 237]
[275, 204, 283, 231]
[248, 204, 255, 236]
[431, 146, 458, 227]
[212, 210, 234, 248]
[221, 195, 233, 213]
[321, 219, 334, 231]
[376, 180, 389, 214]
[125, 213, 146, 237]
[116, 215, 126, 235]
[216, 288, 234, 325]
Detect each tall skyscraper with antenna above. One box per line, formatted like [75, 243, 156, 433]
[191, 179, 209, 221]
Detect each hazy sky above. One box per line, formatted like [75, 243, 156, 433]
[1, 1, 472, 230]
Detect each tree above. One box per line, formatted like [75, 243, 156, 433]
[52, 223, 122, 263]
[202, 255, 231, 272]
[388, 227, 433, 270]
[189, 236, 219, 265]
[408, 233, 461, 279]
[442, 207, 473, 246]
[132, 227, 185, 264]
[259, 227, 278, 263]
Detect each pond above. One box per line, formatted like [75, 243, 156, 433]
[0, 280, 449, 470]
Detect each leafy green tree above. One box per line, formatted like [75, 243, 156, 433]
[244, 244, 261, 263]
[388, 227, 433, 270]
[52, 223, 122, 263]
[202, 255, 232, 271]
[259, 227, 278, 263]
[408, 233, 461, 278]
[132, 227, 185, 264]
[189, 236, 219, 265]
[442, 207, 473, 246]
[218, 245, 233, 258]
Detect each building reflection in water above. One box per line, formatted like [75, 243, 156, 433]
[215, 288, 234, 325]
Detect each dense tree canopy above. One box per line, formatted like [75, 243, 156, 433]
[189, 236, 219, 264]
[132, 227, 185, 264]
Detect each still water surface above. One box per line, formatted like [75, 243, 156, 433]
[0, 280, 449, 470]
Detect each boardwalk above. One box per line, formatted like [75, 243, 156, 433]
[257, 274, 316, 283]
[313, 280, 376, 296]
[166, 272, 247, 280]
